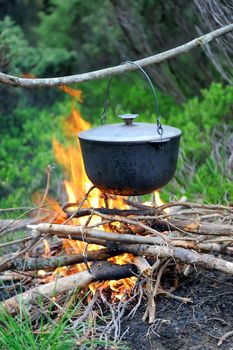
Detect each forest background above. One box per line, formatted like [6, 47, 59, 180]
[0, 0, 233, 212]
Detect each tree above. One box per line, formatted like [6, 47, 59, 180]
[195, 0, 233, 84]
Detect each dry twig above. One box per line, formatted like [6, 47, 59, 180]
[218, 329, 233, 346]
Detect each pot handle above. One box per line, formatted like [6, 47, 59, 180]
[101, 61, 163, 140]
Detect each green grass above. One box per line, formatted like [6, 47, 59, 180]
[0, 305, 76, 349]
[0, 296, 127, 350]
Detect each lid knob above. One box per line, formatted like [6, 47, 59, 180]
[118, 114, 138, 126]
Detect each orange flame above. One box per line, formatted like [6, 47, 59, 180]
[38, 86, 167, 298]
[154, 190, 164, 207]
[49, 90, 134, 298]
[36, 239, 51, 281]
[42, 239, 51, 257]
[59, 86, 83, 103]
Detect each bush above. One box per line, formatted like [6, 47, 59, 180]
[163, 83, 233, 203]
[0, 101, 71, 208]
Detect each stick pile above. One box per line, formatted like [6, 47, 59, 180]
[0, 199, 233, 323]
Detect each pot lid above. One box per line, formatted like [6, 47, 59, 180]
[78, 114, 182, 143]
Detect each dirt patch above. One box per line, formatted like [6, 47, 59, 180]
[1, 268, 233, 349]
[122, 270, 233, 350]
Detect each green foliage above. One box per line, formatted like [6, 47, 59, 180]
[167, 83, 233, 160]
[0, 16, 37, 75]
[36, 0, 80, 49]
[163, 83, 233, 203]
[35, 0, 122, 70]
[186, 158, 233, 203]
[0, 16, 76, 78]
[0, 304, 76, 350]
[79, 75, 175, 125]
[0, 101, 71, 208]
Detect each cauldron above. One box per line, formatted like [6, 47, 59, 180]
[78, 62, 182, 196]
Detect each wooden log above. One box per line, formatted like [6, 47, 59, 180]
[32, 212, 233, 238]
[137, 217, 233, 236]
[0, 248, 118, 272]
[2, 261, 138, 314]
[55, 234, 233, 254]
[53, 234, 106, 246]
[169, 219, 233, 236]
[117, 243, 233, 275]
[159, 201, 233, 212]
[28, 223, 233, 252]
[28, 223, 169, 243]
[66, 207, 155, 218]
[2, 270, 93, 314]
[170, 240, 233, 253]
[0, 235, 230, 274]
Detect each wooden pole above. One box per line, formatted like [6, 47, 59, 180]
[0, 24, 232, 88]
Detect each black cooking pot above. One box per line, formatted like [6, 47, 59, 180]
[78, 62, 182, 196]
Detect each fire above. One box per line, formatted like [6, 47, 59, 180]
[38, 87, 167, 298]
[143, 190, 169, 214]
[49, 92, 134, 298]
[154, 190, 164, 207]
[42, 239, 51, 257]
[37, 239, 51, 279]
[154, 190, 170, 213]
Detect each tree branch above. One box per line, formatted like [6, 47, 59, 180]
[2, 261, 138, 314]
[1, 24, 233, 88]
[0, 248, 116, 272]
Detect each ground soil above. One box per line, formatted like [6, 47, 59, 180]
[122, 269, 233, 350]
[1, 266, 233, 349]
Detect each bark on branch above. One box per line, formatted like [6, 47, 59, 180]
[0, 24, 233, 88]
[0, 248, 116, 272]
[2, 261, 138, 314]
[118, 243, 233, 276]
[66, 207, 233, 236]
[28, 223, 169, 243]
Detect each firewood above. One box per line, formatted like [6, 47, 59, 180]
[65, 207, 155, 218]
[123, 217, 233, 236]
[117, 244, 233, 275]
[52, 234, 106, 246]
[64, 205, 233, 236]
[28, 223, 169, 243]
[167, 219, 233, 236]
[2, 270, 93, 314]
[0, 248, 118, 272]
[2, 261, 138, 314]
[158, 201, 233, 213]
[27, 223, 233, 254]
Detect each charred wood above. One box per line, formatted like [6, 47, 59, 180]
[2, 261, 138, 314]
